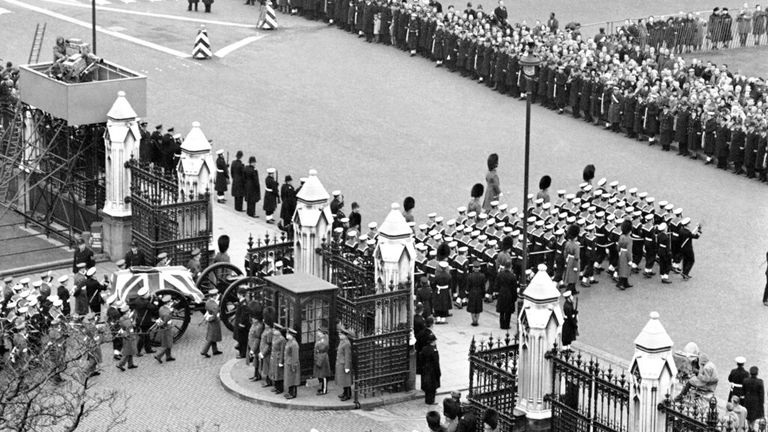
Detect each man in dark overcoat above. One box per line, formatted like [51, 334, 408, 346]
[494, 259, 517, 330]
[562, 291, 578, 348]
[466, 261, 485, 326]
[230, 151, 246, 212]
[742, 366, 765, 428]
[263, 168, 280, 224]
[244, 157, 261, 218]
[233, 288, 251, 359]
[280, 175, 297, 234]
[420, 332, 441, 405]
[214, 149, 229, 203]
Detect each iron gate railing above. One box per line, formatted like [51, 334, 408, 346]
[316, 238, 411, 406]
[547, 348, 630, 432]
[467, 333, 519, 432]
[658, 393, 768, 432]
[128, 157, 211, 268]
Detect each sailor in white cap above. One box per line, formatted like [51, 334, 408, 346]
[54, 275, 72, 316]
[561, 290, 578, 350]
[655, 222, 672, 284]
[84, 266, 108, 314]
[214, 148, 229, 203]
[432, 261, 452, 324]
[727, 356, 749, 401]
[367, 222, 378, 240]
[156, 252, 170, 267]
[678, 217, 701, 281]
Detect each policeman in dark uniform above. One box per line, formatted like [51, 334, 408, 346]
[150, 124, 163, 165]
[138, 120, 152, 162]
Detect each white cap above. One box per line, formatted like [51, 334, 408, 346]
[681, 217, 691, 226]
[58, 275, 69, 284]
[638, 191, 648, 199]
[267, 168, 277, 174]
[438, 261, 449, 269]
[435, 216, 444, 223]
[368, 222, 378, 229]
[215, 149, 224, 155]
[657, 222, 667, 231]
[563, 290, 573, 298]
[86, 267, 97, 277]
[427, 212, 437, 218]
[138, 286, 149, 297]
[735, 356, 746, 364]
[490, 200, 499, 207]
[457, 206, 467, 213]
[20, 278, 30, 285]
[673, 208, 683, 215]
[32, 280, 42, 288]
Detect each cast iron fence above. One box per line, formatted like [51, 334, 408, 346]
[658, 393, 768, 432]
[316, 237, 411, 407]
[467, 333, 520, 432]
[546, 348, 630, 432]
[128, 157, 211, 268]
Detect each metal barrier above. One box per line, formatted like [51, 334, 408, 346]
[547, 348, 630, 432]
[467, 333, 519, 432]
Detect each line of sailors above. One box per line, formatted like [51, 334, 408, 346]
[326, 177, 701, 305]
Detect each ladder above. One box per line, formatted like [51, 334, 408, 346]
[28, 23, 47, 64]
[0, 102, 25, 206]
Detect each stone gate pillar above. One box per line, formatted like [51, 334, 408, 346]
[373, 202, 415, 329]
[516, 264, 564, 420]
[177, 121, 214, 237]
[292, 169, 333, 277]
[101, 91, 139, 260]
[629, 312, 677, 432]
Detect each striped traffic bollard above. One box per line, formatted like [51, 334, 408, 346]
[193, 25, 212, 59]
[262, 1, 278, 30]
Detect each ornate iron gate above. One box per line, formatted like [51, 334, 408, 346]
[128, 158, 211, 268]
[467, 333, 520, 432]
[548, 348, 630, 432]
[317, 237, 411, 407]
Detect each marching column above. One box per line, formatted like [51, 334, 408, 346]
[193, 25, 212, 59]
[629, 312, 678, 432]
[292, 169, 333, 277]
[516, 264, 564, 420]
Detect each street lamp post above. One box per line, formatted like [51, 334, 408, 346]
[518, 51, 541, 286]
[92, 0, 97, 54]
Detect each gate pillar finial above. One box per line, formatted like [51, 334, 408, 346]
[629, 311, 677, 432]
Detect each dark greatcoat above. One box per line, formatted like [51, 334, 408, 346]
[263, 175, 280, 214]
[431, 268, 453, 314]
[230, 158, 245, 199]
[562, 297, 578, 346]
[85, 277, 106, 313]
[214, 155, 229, 194]
[727, 365, 750, 401]
[206, 311, 222, 343]
[618, 234, 633, 278]
[415, 327, 433, 375]
[72, 247, 95, 273]
[280, 183, 297, 223]
[742, 375, 765, 421]
[466, 271, 486, 314]
[494, 269, 517, 314]
[244, 165, 261, 204]
[335, 336, 353, 387]
[563, 239, 581, 285]
[419, 343, 441, 394]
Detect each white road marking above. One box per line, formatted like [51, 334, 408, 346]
[94, 0, 111, 5]
[38, 0, 258, 28]
[2, 0, 191, 58]
[214, 35, 264, 57]
[0, 6, 11, 14]
[120, 0, 136, 3]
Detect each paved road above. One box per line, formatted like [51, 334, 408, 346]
[1, 0, 767, 429]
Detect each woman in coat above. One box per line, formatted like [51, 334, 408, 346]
[616, 220, 633, 290]
[283, 328, 301, 399]
[466, 261, 485, 326]
[313, 328, 331, 395]
[482, 153, 500, 210]
[419, 333, 441, 405]
[335, 327, 353, 401]
[270, 326, 286, 393]
[201, 297, 223, 357]
[563, 225, 581, 294]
